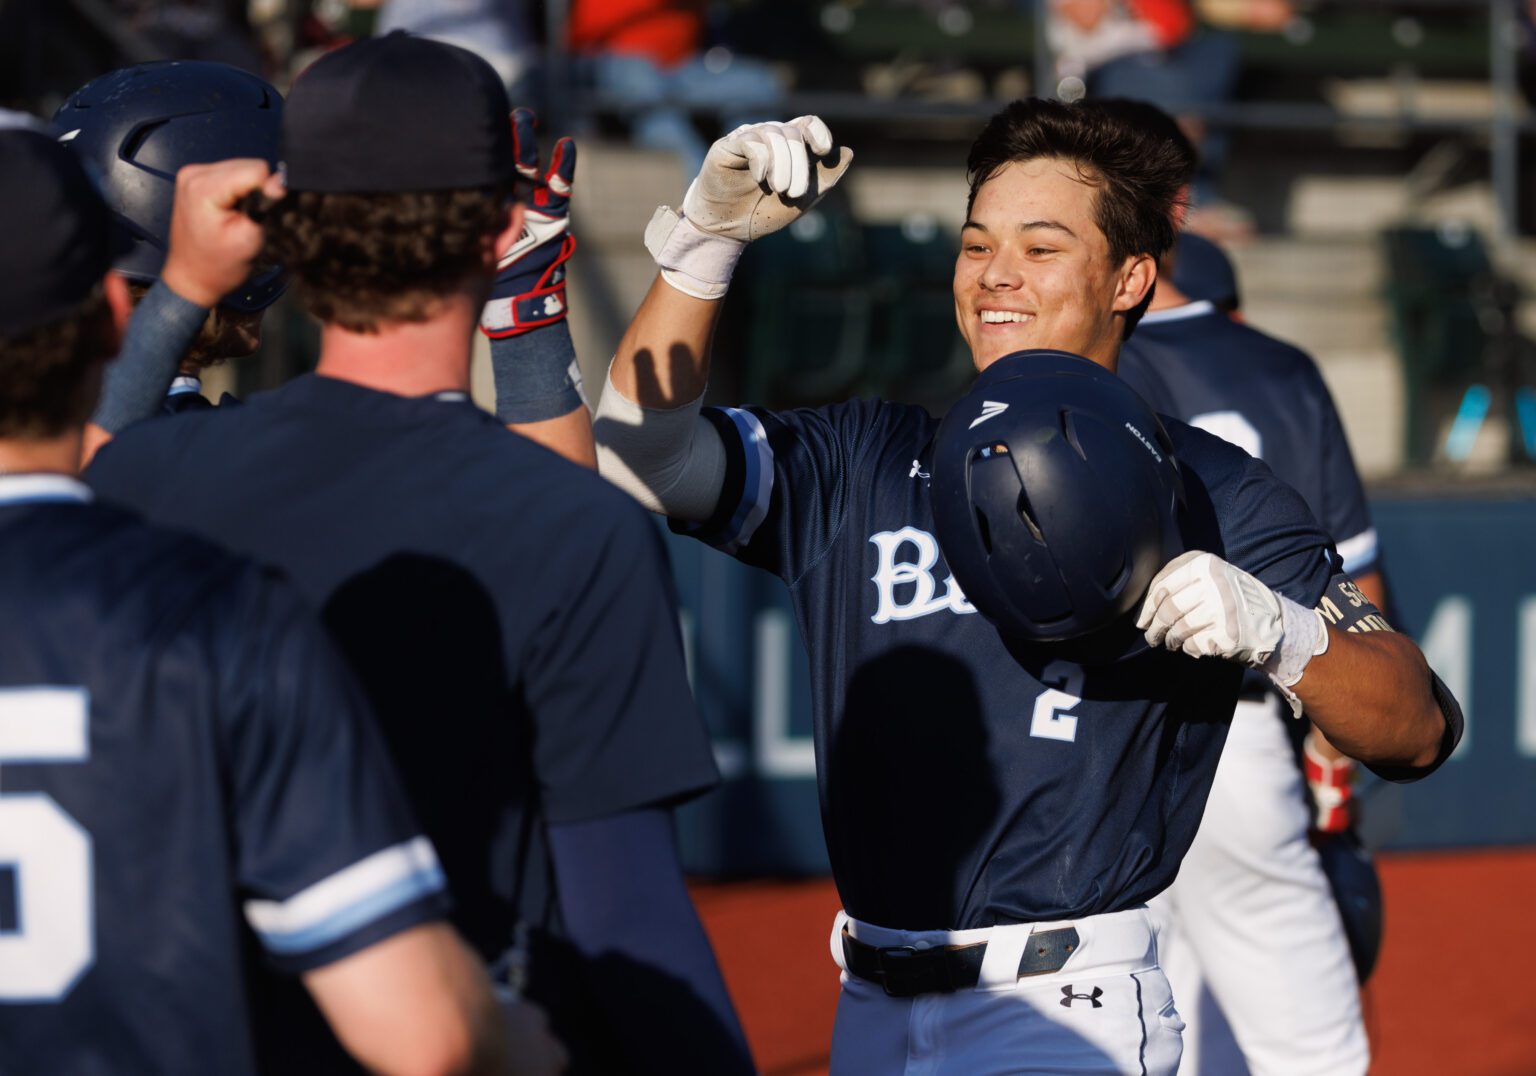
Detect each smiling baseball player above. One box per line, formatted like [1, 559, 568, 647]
[592, 100, 1462, 1074]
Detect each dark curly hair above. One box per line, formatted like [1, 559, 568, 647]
[262, 183, 515, 332]
[0, 287, 114, 438]
[966, 97, 1194, 267]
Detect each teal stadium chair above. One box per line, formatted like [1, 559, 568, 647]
[1382, 225, 1535, 466]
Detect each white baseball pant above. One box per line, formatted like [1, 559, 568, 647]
[827, 907, 1183, 1075]
[1148, 697, 1369, 1076]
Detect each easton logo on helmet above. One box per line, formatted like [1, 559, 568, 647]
[969, 400, 1009, 429]
[1123, 422, 1163, 463]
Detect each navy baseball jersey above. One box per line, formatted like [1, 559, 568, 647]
[0, 475, 446, 1076]
[677, 372, 1343, 931]
[86, 374, 719, 1057]
[1118, 302, 1379, 577]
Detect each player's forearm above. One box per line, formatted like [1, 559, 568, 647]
[507, 409, 596, 469]
[1292, 628, 1447, 771]
[1307, 569, 1389, 765]
[547, 809, 754, 1074]
[609, 275, 721, 409]
[305, 923, 515, 1076]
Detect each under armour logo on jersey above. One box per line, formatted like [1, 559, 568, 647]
[1060, 986, 1104, 1009]
[868, 526, 975, 624]
[969, 400, 1008, 429]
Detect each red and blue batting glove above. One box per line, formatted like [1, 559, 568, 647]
[481, 108, 577, 339]
[1303, 729, 1357, 834]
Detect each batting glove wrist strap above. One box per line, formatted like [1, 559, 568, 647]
[482, 233, 576, 338]
[646, 207, 745, 301]
[1303, 731, 1357, 833]
[1262, 597, 1329, 717]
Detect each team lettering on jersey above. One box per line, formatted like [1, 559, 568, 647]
[868, 526, 976, 624]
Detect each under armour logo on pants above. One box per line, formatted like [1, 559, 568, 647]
[1060, 985, 1104, 1009]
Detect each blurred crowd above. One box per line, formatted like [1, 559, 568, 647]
[6, 0, 1534, 240]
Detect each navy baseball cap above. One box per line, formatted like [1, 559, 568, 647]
[0, 129, 117, 338]
[283, 31, 515, 193]
[1171, 232, 1240, 312]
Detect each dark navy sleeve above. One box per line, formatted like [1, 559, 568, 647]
[1114, 346, 1179, 416]
[525, 499, 720, 823]
[672, 398, 899, 584]
[547, 809, 754, 1074]
[1305, 364, 1379, 576]
[212, 567, 451, 974]
[1189, 427, 1338, 608]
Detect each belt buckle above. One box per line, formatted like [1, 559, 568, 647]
[876, 945, 951, 997]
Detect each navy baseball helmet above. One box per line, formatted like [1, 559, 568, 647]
[930, 350, 1186, 664]
[53, 61, 287, 313]
[1171, 232, 1239, 313]
[1316, 831, 1384, 983]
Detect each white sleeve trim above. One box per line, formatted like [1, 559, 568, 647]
[1335, 527, 1379, 575]
[244, 836, 445, 955]
[593, 369, 727, 523]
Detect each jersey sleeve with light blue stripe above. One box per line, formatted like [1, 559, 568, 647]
[221, 568, 451, 973]
[245, 837, 447, 959]
[672, 399, 913, 584]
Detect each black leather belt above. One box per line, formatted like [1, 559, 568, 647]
[841, 925, 1081, 998]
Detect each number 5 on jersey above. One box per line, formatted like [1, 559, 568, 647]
[0, 688, 93, 1002]
[1030, 661, 1084, 742]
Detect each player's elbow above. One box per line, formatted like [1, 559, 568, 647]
[1350, 635, 1454, 774]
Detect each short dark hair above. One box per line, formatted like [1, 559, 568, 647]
[262, 183, 514, 333]
[966, 97, 1194, 266]
[0, 286, 114, 438]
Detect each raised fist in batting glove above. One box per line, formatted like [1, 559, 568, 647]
[1137, 551, 1330, 712]
[481, 108, 576, 339]
[646, 116, 854, 300]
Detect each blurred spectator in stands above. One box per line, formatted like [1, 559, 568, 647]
[568, 0, 783, 176]
[380, 0, 541, 104]
[131, 0, 266, 72]
[1048, 0, 1292, 236]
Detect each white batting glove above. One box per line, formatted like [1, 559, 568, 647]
[1136, 551, 1330, 713]
[645, 116, 854, 300]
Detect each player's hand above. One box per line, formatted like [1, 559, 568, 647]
[481, 108, 577, 339]
[683, 116, 852, 242]
[1137, 550, 1285, 665]
[160, 158, 283, 309]
[645, 116, 853, 300]
[500, 996, 570, 1075]
[1303, 729, 1358, 834]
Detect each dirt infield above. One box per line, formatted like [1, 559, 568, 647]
[691, 846, 1536, 1075]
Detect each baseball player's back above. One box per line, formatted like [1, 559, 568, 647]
[0, 477, 448, 1076]
[1118, 299, 1380, 1075]
[85, 372, 720, 1068]
[1119, 303, 1378, 577]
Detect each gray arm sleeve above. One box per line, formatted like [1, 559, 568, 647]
[591, 369, 726, 523]
[92, 280, 208, 433]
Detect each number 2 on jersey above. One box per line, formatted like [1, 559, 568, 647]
[0, 688, 93, 1002]
[1030, 661, 1085, 742]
